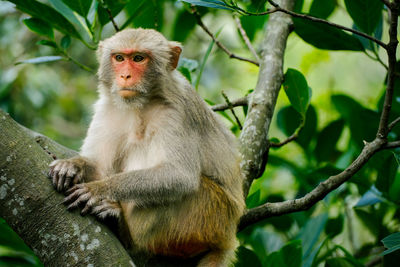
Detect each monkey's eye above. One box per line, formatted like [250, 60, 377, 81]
[115, 54, 124, 62]
[133, 55, 145, 62]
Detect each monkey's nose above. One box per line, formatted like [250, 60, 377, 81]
[120, 74, 132, 80]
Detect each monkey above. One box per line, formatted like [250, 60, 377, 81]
[48, 28, 245, 266]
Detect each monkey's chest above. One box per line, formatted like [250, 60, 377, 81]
[118, 135, 166, 172]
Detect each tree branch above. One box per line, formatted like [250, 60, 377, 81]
[389, 116, 400, 132]
[269, 131, 298, 148]
[100, 0, 120, 32]
[256, 0, 387, 49]
[211, 96, 248, 111]
[239, 0, 295, 196]
[221, 91, 242, 129]
[0, 109, 133, 266]
[377, 3, 400, 138]
[239, 1, 400, 230]
[192, 10, 259, 66]
[239, 138, 387, 230]
[234, 16, 260, 62]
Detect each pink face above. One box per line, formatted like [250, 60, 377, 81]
[111, 49, 149, 98]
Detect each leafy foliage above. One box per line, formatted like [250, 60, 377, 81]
[1, 0, 399, 266]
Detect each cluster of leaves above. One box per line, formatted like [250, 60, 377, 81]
[2, 0, 400, 266]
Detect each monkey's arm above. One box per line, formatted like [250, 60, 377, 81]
[64, 135, 202, 211]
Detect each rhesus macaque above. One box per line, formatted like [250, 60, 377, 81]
[48, 28, 245, 266]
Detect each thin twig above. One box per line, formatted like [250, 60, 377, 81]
[377, 4, 399, 138]
[211, 96, 248, 111]
[383, 140, 400, 149]
[222, 91, 242, 129]
[246, 0, 387, 49]
[101, 0, 120, 32]
[269, 132, 298, 148]
[192, 10, 259, 66]
[389, 117, 400, 131]
[234, 16, 260, 62]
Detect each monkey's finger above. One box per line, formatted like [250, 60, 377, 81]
[65, 184, 83, 195]
[57, 173, 66, 192]
[66, 192, 91, 210]
[63, 175, 73, 191]
[64, 187, 87, 204]
[80, 201, 95, 216]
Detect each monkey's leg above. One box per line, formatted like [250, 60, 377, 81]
[48, 156, 97, 192]
[197, 248, 236, 267]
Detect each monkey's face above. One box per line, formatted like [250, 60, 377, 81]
[110, 50, 150, 100]
[97, 28, 182, 107]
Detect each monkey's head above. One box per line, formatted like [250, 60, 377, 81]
[97, 28, 182, 107]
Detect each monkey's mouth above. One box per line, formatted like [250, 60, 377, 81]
[118, 89, 140, 99]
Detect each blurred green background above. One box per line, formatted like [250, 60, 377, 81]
[1, 0, 400, 266]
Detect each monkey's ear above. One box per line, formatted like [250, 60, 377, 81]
[169, 42, 182, 70]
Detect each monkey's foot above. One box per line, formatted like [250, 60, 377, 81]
[48, 159, 83, 192]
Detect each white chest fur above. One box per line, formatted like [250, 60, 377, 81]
[80, 100, 167, 175]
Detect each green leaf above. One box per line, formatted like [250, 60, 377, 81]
[326, 257, 357, 267]
[283, 68, 311, 117]
[62, 0, 92, 17]
[16, 56, 64, 65]
[381, 232, 400, 256]
[309, 0, 336, 19]
[344, 0, 383, 34]
[277, 106, 303, 136]
[181, 0, 235, 11]
[36, 40, 57, 48]
[325, 215, 344, 238]
[298, 214, 328, 261]
[332, 95, 379, 149]
[281, 240, 302, 267]
[196, 29, 220, 90]
[294, 18, 364, 51]
[246, 190, 261, 209]
[23, 18, 54, 40]
[314, 119, 345, 163]
[98, 0, 126, 27]
[9, 0, 82, 40]
[375, 152, 398, 194]
[235, 246, 262, 267]
[172, 10, 197, 42]
[48, 0, 93, 40]
[355, 186, 383, 207]
[296, 105, 317, 150]
[123, 0, 163, 30]
[239, 15, 268, 41]
[61, 35, 71, 50]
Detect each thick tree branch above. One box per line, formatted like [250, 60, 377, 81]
[0, 109, 133, 266]
[239, 0, 294, 196]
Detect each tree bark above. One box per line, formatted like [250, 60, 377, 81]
[239, 0, 295, 196]
[0, 109, 134, 266]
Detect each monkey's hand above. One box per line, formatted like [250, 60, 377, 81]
[48, 157, 92, 192]
[63, 182, 121, 219]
